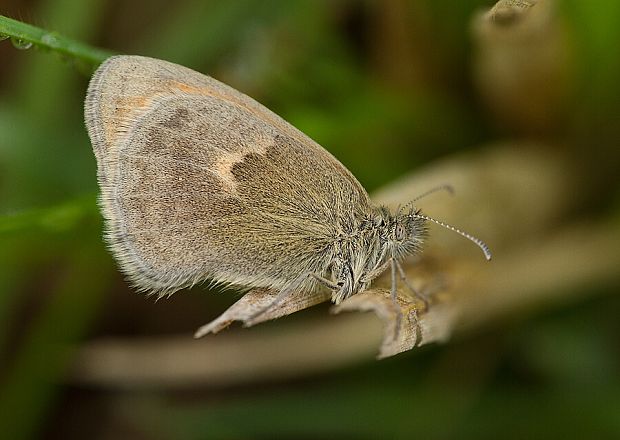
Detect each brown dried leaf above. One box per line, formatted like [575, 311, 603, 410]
[487, 0, 538, 25]
[472, 0, 573, 133]
[194, 288, 331, 337]
[71, 142, 620, 386]
[196, 265, 458, 359]
[331, 289, 458, 358]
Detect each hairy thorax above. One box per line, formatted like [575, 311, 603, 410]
[327, 213, 385, 303]
[326, 206, 428, 303]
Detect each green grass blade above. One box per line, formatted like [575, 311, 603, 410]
[0, 14, 113, 69]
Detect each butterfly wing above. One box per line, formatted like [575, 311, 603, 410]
[85, 55, 371, 294]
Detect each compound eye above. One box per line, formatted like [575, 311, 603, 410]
[395, 224, 406, 241]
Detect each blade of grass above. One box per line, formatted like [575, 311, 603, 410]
[0, 195, 97, 235]
[0, 14, 113, 69]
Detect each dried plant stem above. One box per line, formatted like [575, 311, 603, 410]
[69, 145, 620, 388]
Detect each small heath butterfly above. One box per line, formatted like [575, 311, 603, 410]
[85, 56, 490, 326]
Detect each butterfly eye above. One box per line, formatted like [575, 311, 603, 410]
[395, 224, 406, 241]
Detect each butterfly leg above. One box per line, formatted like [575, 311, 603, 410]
[391, 260, 428, 343]
[359, 258, 391, 284]
[359, 257, 404, 341]
[394, 259, 429, 310]
[247, 272, 336, 323]
[246, 277, 304, 322]
[390, 258, 403, 341]
[309, 272, 340, 290]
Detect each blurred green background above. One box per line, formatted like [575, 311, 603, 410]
[1, 0, 619, 439]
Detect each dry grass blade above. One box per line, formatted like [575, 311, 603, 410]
[68, 138, 620, 388]
[194, 288, 330, 337]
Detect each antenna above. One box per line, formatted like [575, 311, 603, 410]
[410, 213, 492, 260]
[410, 184, 454, 203]
[398, 184, 455, 215]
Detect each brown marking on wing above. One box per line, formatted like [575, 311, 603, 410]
[166, 80, 317, 156]
[106, 95, 153, 146]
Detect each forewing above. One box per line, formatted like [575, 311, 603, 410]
[85, 55, 371, 294]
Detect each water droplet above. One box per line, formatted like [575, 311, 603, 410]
[41, 32, 59, 47]
[11, 37, 33, 50]
[0, 33, 10, 41]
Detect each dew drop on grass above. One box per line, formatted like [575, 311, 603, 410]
[41, 32, 59, 47]
[11, 37, 33, 50]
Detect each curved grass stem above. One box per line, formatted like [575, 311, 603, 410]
[0, 14, 114, 71]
